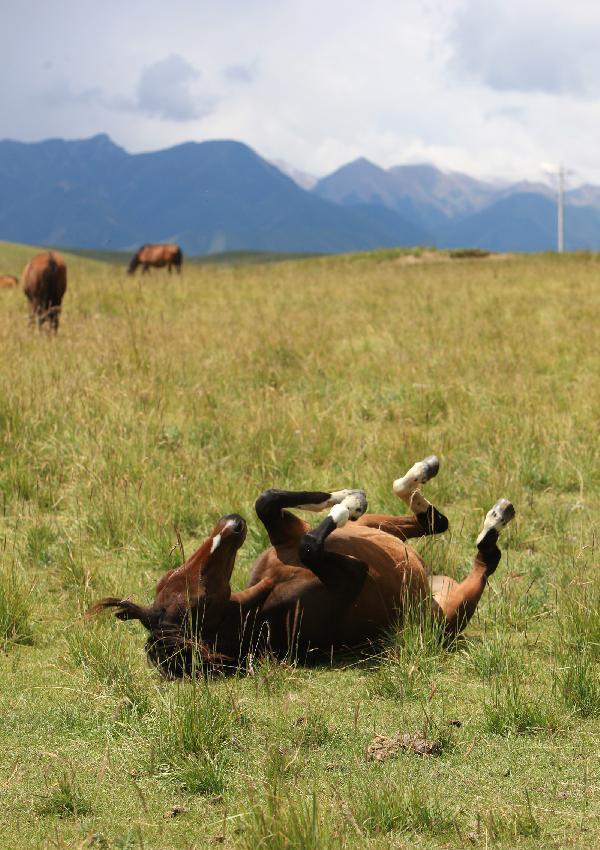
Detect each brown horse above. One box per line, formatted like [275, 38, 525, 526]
[128, 243, 182, 275]
[0, 274, 18, 289]
[88, 456, 515, 678]
[21, 252, 67, 331]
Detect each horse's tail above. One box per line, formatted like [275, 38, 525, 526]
[43, 254, 59, 303]
[127, 248, 141, 274]
[86, 597, 157, 631]
[174, 246, 183, 269]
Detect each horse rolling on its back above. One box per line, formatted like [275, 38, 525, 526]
[128, 244, 182, 275]
[21, 251, 67, 331]
[88, 455, 516, 678]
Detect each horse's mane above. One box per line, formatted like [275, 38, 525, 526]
[145, 625, 233, 678]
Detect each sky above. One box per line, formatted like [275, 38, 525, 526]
[2, 0, 600, 184]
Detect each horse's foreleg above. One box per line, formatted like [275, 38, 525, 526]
[357, 455, 448, 539]
[255, 487, 367, 545]
[432, 499, 515, 637]
[298, 500, 369, 602]
[230, 577, 275, 615]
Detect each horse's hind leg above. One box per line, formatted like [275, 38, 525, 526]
[255, 487, 367, 546]
[37, 302, 50, 330]
[356, 455, 448, 539]
[432, 499, 515, 637]
[298, 499, 369, 601]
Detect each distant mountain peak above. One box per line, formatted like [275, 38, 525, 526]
[2, 134, 600, 255]
[330, 157, 386, 176]
[0, 134, 428, 254]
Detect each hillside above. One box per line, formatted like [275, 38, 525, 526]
[0, 135, 427, 254]
[313, 158, 600, 251]
[437, 193, 600, 252]
[3, 134, 600, 253]
[313, 159, 500, 231]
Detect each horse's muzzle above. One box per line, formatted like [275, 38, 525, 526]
[220, 514, 247, 538]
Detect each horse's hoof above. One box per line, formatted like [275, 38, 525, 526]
[476, 499, 515, 545]
[341, 489, 368, 521]
[329, 503, 350, 528]
[421, 455, 440, 481]
[393, 455, 440, 498]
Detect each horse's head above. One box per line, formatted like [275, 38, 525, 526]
[127, 252, 140, 274]
[86, 514, 247, 677]
[154, 514, 247, 630]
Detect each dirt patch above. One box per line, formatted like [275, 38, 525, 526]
[367, 731, 443, 761]
[164, 804, 189, 818]
[395, 250, 516, 266]
[395, 250, 447, 265]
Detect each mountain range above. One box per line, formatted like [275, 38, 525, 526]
[1, 133, 599, 254]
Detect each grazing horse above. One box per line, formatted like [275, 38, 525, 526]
[88, 456, 515, 678]
[0, 274, 18, 289]
[128, 243, 182, 275]
[21, 252, 67, 331]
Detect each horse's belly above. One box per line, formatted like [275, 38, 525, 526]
[253, 527, 429, 651]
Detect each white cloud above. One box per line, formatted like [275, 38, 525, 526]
[42, 55, 216, 123]
[450, 0, 600, 95]
[223, 62, 258, 85]
[2, 0, 600, 184]
[136, 55, 216, 121]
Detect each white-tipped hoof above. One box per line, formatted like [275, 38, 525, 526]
[341, 489, 368, 521]
[476, 499, 515, 545]
[328, 488, 368, 520]
[393, 455, 440, 499]
[329, 503, 350, 528]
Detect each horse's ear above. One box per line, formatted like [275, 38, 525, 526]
[86, 597, 156, 631]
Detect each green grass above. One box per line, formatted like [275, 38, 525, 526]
[0, 242, 598, 848]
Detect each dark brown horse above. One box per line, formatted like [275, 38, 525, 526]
[21, 252, 67, 331]
[88, 456, 515, 677]
[0, 274, 18, 289]
[128, 244, 182, 275]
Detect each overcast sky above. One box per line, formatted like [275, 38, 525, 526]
[3, 0, 600, 184]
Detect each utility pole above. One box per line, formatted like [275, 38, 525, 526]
[557, 164, 565, 254]
[541, 162, 570, 253]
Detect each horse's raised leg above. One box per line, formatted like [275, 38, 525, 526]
[255, 487, 368, 546]
[356, 455, 449, 539]
[298, 495, 370, 601]
[431, 499, 515, 637]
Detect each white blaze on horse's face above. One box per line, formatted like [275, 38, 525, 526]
[209, 516, 245, 556]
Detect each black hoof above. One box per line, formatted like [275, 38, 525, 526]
[422, 455, 440, 481]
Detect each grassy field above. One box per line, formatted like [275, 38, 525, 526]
[0, 241, 598, 849]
